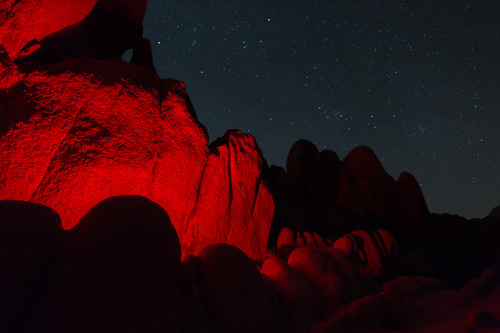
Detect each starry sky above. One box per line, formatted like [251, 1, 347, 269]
[139, 0, 500, 218]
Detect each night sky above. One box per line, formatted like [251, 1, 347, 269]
[139, 0, 500, 218]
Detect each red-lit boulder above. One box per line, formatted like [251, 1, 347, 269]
[333, 229, 400, 282]
[197, 244, 275, 333]
[276, 227, 329, 252]
[0, 46, 23, 90]
[0, 200, 62, 332]
[0, 57, 207, 231]
[0, 0, 148, 60]
[276, 227, 297, 251]
[261, 257, 321, 333]
[25, 196, 184, 332]
[182, 130, 274, 259]
[30, 0, 148, 61]
[0, 55, 273, 260]
[0, 0, 97, 58]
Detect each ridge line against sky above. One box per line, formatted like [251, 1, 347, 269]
[140, 0, 500, 218]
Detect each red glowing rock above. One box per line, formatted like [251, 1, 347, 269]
[0, 0, 148, 60]
[25, 196, 184, 332]
[197, 244, 275, 333]
[276, 227, 330, 251]
[0, 0, 97, 58]
[0, 55, 273, 260]
[276, 227, 296, 250]
[0, 46, 23, 89]
[182, 130, 274, 259]
[1, 57, 199, 229]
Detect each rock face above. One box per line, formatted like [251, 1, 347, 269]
[0, 0, 97, 58]
[0, 2, 273, 260]
[183, 131, 273, 258]
[0, 0, 148, 60]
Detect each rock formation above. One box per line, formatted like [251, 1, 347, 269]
[1, 1, 500, 332]
[0, 0, 273, 261]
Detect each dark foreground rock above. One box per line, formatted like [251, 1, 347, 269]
[0, 197, 499, 333]
[0, 201, 62, 332]
[23, 196, 184, 332]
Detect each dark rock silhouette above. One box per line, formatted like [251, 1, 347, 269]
[284, 139, 350, 238]
[24, 196, 184, 332]
[490, 203, 500, 220]
[0, 201, 62, 332]
[1, 1, 500, 332]
[180, 254, 210, 333]
[197, 244, 275, 333]
[466, 308, 500, 329]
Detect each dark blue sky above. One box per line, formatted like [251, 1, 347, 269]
[140, 0, 500, 218]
